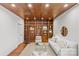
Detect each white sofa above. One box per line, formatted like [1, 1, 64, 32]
[48, 36, 78, 56]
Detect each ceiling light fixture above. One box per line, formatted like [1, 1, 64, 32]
[64, 4, 68, 7]
[26, 17, 29, 20]
[45, 4, 49, 8]
[49, 17, 51, 20]
[34, 17, 36, 20]
[41, 17, 44, 20]
[11, 4, 16, 7]
[28, 4, 32, 8]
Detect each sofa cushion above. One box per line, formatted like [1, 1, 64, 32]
[48, 36, 78, 56]
[51, 36, 61, 42]
[66, 41, 77, 48]
[60, 48, 77, 56]
[56, 39, 67, 48]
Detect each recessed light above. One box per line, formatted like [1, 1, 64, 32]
[34, 17, 36, 20]
[49, 30, 52, 33]
[26, 17, 29, 20]
[64, 4, 68, 7]
[11, 4, 16, 7]
[49, 17, 51, 20]
[45, 4, 49, 8]
[41, 17, 44, 20]
[50, 26, 52, 28]
[28, 4, 32, 8]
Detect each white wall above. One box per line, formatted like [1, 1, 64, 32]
[54, 4, 79, 42]
[0, 5, 24, 55]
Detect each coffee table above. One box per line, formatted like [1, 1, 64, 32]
[32, 43, 49, 56]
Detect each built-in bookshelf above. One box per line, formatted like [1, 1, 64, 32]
[24, 19, 53, 43]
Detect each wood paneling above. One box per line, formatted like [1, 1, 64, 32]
[0, 3, 76, 19]
[24, 19, 53, 43]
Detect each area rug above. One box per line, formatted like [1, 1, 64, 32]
[19, 43, 56, 56]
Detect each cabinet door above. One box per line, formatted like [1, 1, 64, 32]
[42, 34, 48, 42]
[42, 29, 48, 42]
[29, 31, 35, 42]
[29, 26, 35, 42]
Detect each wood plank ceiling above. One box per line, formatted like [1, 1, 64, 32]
[0, 3, 76, 20]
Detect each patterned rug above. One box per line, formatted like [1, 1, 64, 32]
[19, 43, 56, 56]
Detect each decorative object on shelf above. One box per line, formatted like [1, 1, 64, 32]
[50, 26, 52, 28]
[44, 31, 47, 33]
[39, 26, 42, 29]
[43, 26, 47, 30]
[37, 26, 39, 29]
[49, 30, 52, 33]
[31, 31, 34, 33]
[44, 34, 47, 35]
[61, 26, 68, 37]
[30, 27, 34, 30]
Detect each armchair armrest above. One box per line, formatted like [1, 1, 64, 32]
[59, 48, 77, 56]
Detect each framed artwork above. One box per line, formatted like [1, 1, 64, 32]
[61, 26, 68, 36]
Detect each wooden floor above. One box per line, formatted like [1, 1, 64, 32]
[8, 43, 26, 56]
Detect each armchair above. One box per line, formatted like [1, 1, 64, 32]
[35, 36, 42, 45]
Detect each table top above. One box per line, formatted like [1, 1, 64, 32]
[32, 43, 49, 56]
